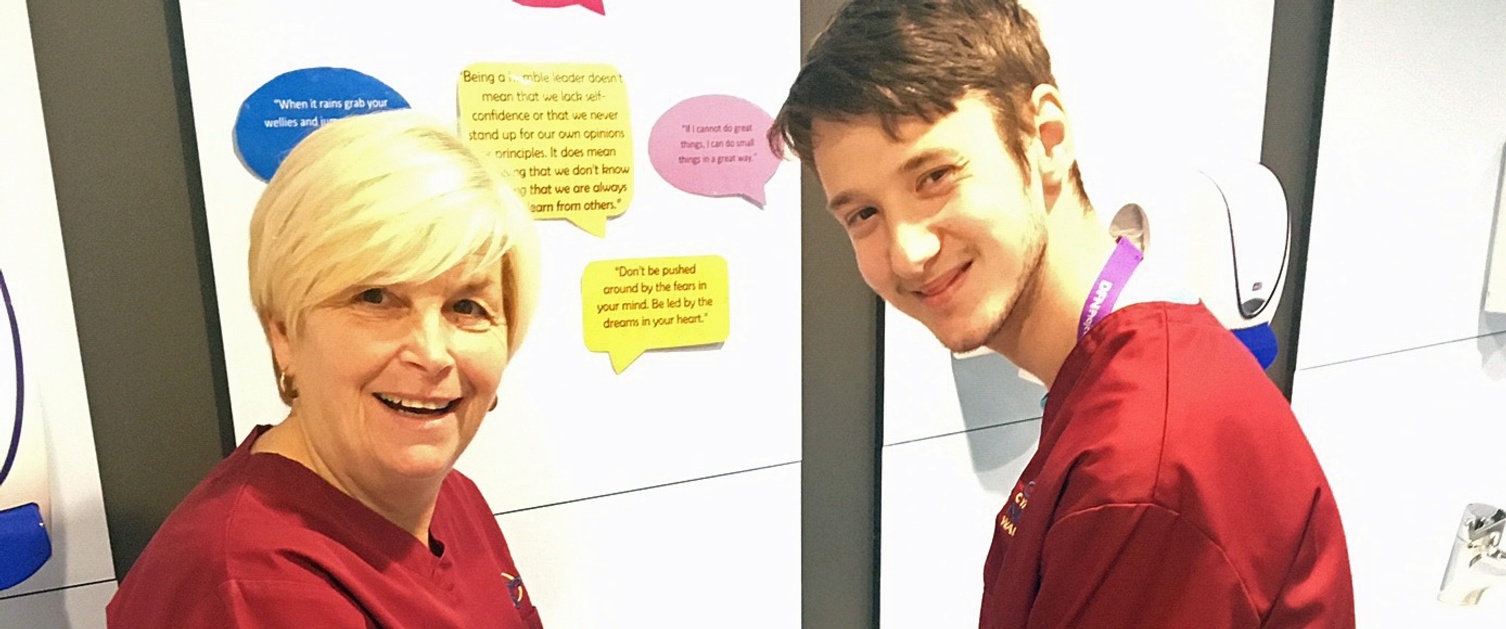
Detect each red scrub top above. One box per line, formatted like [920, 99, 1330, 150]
[108, 426, 543, 628]
[981, 302, 1354, 628]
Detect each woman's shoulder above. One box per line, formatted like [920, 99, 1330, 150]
[129, 430, 372, 574]
[108, 442, 344, 623]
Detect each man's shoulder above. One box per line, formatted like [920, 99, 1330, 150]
[1052, 301, 1324, 507]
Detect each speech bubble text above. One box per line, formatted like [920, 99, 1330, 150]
[512, 0, 606, 14]
[458, 63, 632, 237]
[648, 95, 778, 207]
[582, 255, 729, 373]
[234, 67, 409, 181]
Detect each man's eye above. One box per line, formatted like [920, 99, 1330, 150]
[358, 288, 386, 304]
[923, 166, 956, 186]
[848, 206, 878, 225]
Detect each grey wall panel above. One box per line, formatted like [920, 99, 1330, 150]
[1261, 0, 1334, 396]
[799, 0, 883, 625]
[26, 0, 230, 576]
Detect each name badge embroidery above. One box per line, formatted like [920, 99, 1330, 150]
[501, 571, 527, 609]
[999, 480, 1034, 537]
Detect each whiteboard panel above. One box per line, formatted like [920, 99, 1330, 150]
[177, 0, 802, 511]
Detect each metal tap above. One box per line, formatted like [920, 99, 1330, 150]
[1439, 503, 1506, 605]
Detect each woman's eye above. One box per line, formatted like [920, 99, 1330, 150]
[453, 299, 491, 318]
[358, 288, 386, 304]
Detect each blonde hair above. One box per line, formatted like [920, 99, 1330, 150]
[249, 109, 539, 402]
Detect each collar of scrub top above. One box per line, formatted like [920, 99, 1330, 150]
[1038, 237, 1144, 410]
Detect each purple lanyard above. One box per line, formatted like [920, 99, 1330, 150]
[1077, 237, 1143, 339]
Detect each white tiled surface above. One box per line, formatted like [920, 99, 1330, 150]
[1293, 333, 1506, 626]
[498, 463, 800, 629]
[879, 423, 1038, 629]
[0, 580, 115, 629]
[1296, 0, 1506, 369]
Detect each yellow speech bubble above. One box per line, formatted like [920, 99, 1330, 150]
[457, 62, 633, 237]
[582, 255, 730, 373]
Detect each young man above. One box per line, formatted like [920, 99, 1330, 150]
[772, 1, 1355, 627]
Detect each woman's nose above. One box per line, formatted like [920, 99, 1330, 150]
[401, 310, 455, 372]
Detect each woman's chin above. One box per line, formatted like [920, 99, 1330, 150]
[381, 445, 461, 481]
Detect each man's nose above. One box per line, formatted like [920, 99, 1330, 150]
[890, 217, 940, 279]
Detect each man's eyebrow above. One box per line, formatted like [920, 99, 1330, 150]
[827, 191, 860, 214]
[901, 147, 961, 174]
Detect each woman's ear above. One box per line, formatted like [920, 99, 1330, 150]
[267, 317, 294, 377]
[1028, 84, 1076, 191]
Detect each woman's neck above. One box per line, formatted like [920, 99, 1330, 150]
[253, 417, 441, 543]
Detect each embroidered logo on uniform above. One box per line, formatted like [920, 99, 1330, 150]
[999, 480, 1034, 537]
[501, 572, 527, 609]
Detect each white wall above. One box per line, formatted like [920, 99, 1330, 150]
[176, 1, 801, 626]
[0, 0, 118, 625]
[878, 2, 1276, 626]
[1291, 1, 1506, 625]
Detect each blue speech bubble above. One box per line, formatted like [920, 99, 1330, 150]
[233, 67, 409, 181]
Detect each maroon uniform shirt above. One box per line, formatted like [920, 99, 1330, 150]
[108, 426, 543, 628]
[981, 303, 1354, 628]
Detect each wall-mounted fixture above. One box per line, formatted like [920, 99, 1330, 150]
[1104, 162, 1290, 368]
[951, 162, 1290, 370]
[0, 269, 51, 590]
[1486, 146, 1506, 314]
[1439, 503, 1506, 606]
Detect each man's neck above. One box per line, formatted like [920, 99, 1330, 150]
[987, 206, 1116, 389]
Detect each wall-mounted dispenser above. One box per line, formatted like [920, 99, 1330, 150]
[952, 161, 1291, 369]
[1102, 162, 1290, 368]
[1439, 503, 1506, 605]
[0, 269, 51, 591]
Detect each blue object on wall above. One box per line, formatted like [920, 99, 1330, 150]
[1231, 322, 1279, 370]
[233, 67, 409, 181]
[1, 270, 49, 590]
[0, 503, 49, 590]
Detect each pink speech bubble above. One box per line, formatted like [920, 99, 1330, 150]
[512, 0, 605, 15]
[648, 95, 778, 208]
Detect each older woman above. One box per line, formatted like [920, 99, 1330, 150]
[107, 110, 544, 628]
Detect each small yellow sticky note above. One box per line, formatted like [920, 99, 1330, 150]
[457, 62, 633, 237]
[581, 255, 730, 373]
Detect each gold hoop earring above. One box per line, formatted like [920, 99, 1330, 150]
[489, 397, 498, 412]
[278, 371, 299, 400]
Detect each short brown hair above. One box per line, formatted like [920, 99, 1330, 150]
[770, 0, 1083, 197]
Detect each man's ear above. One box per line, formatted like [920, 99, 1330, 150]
[1028, 84, 1076, 191]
